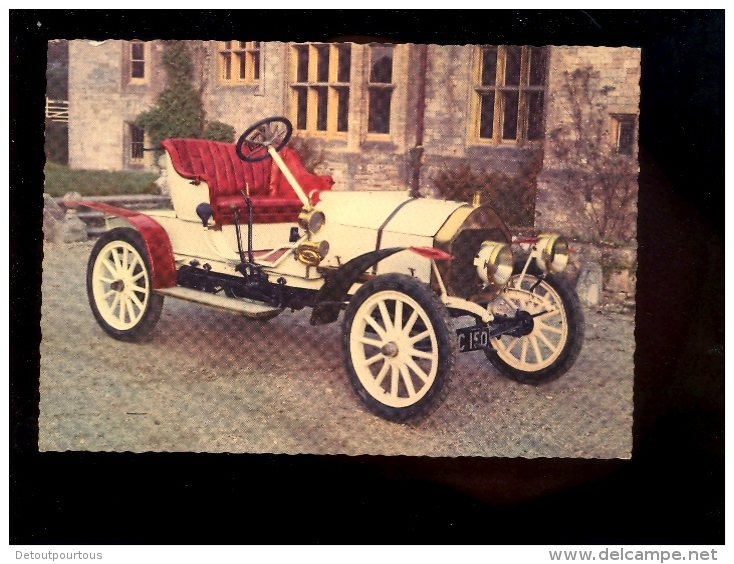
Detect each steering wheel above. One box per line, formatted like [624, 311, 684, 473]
[236, 116, 293, 162]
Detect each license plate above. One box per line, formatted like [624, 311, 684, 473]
[456, 325, 491, 352]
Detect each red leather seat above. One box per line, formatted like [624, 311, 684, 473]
[160, 138, 334, 225]
[213, 196, 305, 225]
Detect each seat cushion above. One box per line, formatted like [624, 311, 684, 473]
[161, 138, 272, 197]
[214, 196, 304, 225]
[161, 138, 335, 225]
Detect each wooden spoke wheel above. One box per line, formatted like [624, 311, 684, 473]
[87, 228, 163, 342]
[343, 274, 457, 422]
[485, 271, 584, 385]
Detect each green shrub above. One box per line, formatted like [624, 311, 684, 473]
[431, 151, 542, 227]
[137, 41, 237, 151]
[136, 41, 204, 148]
[203, 121, 236, 143]
[43, 162, 158, 197]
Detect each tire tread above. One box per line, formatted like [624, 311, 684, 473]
[342, 273, 458, 423]
[86, 228, 164, 343]
[485, 271, 585, 385]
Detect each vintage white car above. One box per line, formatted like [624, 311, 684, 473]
[82, 116, 584, 422]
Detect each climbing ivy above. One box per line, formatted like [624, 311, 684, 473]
[137, 41, 235, 150]
[203, 121, 236, 143]
[136, 41, 203, 148]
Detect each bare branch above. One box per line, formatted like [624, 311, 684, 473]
[546, 66, 637, 241]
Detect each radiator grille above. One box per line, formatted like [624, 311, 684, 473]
[448, 228, 506, 299]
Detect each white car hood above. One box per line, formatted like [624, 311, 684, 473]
[318, 191, 468, 237]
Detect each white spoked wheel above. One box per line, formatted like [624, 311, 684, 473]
[485, 271, 584, 385]
[343, 274, 457, 422]
[493, 276, 568, 370]
[92, 240, 150, 329]
[87, 228, 163, 342]
[351, 290, 438, 408]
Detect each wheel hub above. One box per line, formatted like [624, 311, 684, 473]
[507, 310, 535, 337]
[381, 342, 399, 357]
[110, 279, 125, 292]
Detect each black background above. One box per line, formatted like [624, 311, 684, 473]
[10, 10, 724, 544]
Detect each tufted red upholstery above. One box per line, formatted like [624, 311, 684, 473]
[160, 138, 335, 225]
[214, 196, 305, 225]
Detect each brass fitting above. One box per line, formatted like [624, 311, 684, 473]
[296, 240, 330, 266]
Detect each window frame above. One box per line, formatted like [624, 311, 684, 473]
[128, 40, 147, 84]
[611, 113, 637, 156]
[365, 43, 396, 140]
[217, 41, 262, 85]
[125, 122, 149, 170]
[469, 45, 548, 147]
[289, 42, 352, 139]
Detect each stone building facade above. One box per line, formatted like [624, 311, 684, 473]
[67, 40, 640, 240]
[69, 40, 165, 171]
[534, 46, 641, 241]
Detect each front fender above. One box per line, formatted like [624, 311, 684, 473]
[310, 247, 405, 325]
[79, 201, 177, 289]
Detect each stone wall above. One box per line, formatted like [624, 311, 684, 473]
[200, 41, 288, 135]
[69, 40, 165, 171]
[67, 41, 640, 234]
[278, 43, 416, 193]
[542, 46, 641, 172]
[418, 44, 538, 196]
[568, 241, 637, 311]
[535, 46, 641, 241]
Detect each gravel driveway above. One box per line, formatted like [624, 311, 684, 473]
[40, 241, 634, 458]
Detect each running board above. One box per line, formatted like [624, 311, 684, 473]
[154, 286, 281, 317]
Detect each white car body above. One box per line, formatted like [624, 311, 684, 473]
[84, 117, 584, 422]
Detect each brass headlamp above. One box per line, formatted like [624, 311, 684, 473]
[535, 234, 570, 274]
[296, 206, 328, 266]
[298, 206, 326, 234]
[473, 241, 514, 288]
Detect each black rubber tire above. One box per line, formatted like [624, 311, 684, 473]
[484, 265, 584, 385]
[87, 227, 164, 342]
[342, 274, 458, 423]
